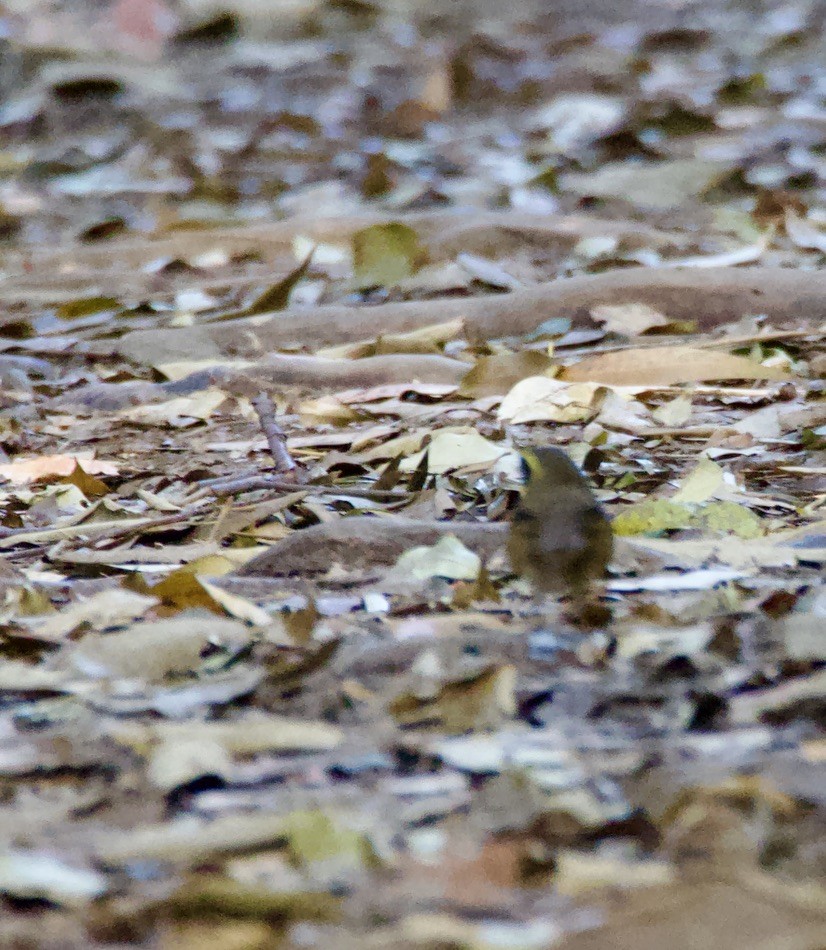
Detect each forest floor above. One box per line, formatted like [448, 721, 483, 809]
[0, 0, 824, 947]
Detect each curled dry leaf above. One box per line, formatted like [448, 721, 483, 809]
[197, 577, 273, 626]
[497, 376, 604, 424]
[661, 233, 770, 268]
[61, 461, 111, 498]
[652, 395, 692, 426]
[119, 388, 227, 426]
[66, 612, 251, 680]
[389, 534, 481, 582]
[319, 317, 465, 360]
[594, 390, 653, 432]
[155, 358, 253, 382]
[148, 737, 232, 791]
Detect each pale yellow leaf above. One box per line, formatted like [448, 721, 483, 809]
[590, 302, 670, 336]
[672, 457, 726, 504]
[560, 158, 733, 210]
[653, 395, 692, 426]
[120, 389, 227, 426]
[197, 578, 273, 626]
[561, 346, 790, 386]
[19, 588, 158, 643]
[298, 395, 359, 425]
[68, 613, 250, 681]
[497, 376, 603, 424]
[0, 454, 118, 485]
[390, 534, 481, 581]
[154, 358, 252, 382]
[400, 427, 506, 474]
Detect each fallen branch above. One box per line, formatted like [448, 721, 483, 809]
[187, 472, 408, 503]
[117, 266, 826, 365]
[2, 209, 684, 289]
[68, 352, 469, 410]
[167, 353, 470, 393]
[235, 516, 508, 575]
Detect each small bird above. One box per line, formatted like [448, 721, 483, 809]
[507, 446, 613, 602]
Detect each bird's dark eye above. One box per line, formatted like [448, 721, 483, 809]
[519, 457, 532, 482]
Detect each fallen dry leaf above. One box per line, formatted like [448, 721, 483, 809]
[497, 376, 604, 423]
[400, 427, 509, 474]
[590, 302, 671, 336]
[561, 345, 790, 385]
[0, 455, 119, 485]
[0, 4, 824, 946]
[66, 612, 250, 680]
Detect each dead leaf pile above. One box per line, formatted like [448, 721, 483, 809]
[0, 0, 823, 947]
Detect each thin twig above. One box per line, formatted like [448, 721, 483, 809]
[187, 472, 408, 503]
[251, 391, 297, 474]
